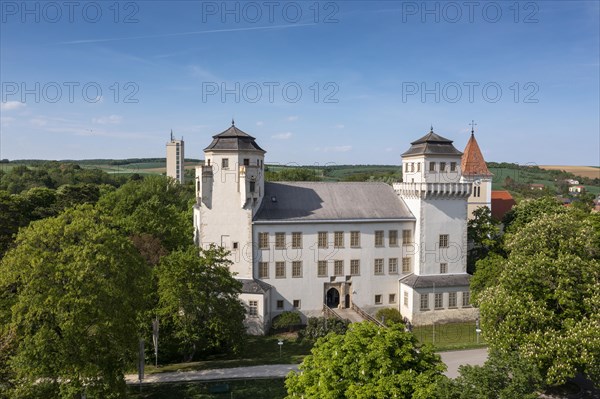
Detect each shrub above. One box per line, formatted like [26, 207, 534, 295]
[273, 311, 302, 332]
[375, 308, 404, 326]
[298, 317, 350, 343]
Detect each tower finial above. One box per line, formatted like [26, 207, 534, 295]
[231, 118, 235, 126]
[430, 125, 434, 132]
[170, 129, 173, 141]
[469, 120, 477, 135]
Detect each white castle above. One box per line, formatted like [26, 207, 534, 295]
[193, 122, 490, 334]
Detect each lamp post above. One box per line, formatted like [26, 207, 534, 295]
[475, 317, 481, 344]
[278, 340, 283, 358]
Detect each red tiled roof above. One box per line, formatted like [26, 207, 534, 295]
[491, 190, 516, 221]
[461, 133, 492, 176]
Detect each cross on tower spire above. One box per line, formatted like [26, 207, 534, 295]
[469, 120, 477, 135]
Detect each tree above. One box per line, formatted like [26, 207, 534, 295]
[478, 210, 600, 386]
[285, 322, 445, 399]
[298, 317, 350, 343]
[0, 206, 151, 398]
[157, 245, 246, 361]
[467, 206, 501, 273]
[502, 196, 564, 233]
[375, 307, 404, 326]
[434, 351, 543, 399]
[273, 311, 302, 332]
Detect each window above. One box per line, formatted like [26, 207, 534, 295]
[417, 163, 421, 172]
[334, 260, 344, 276]
[258, 262, 269, 279]
[435, 293, 443, 309]
[402, 257, 412, 273]
[389, 294, 396, 304]
[232, 242, 239, 250]
[222, 158, 229, 169]
[440, 162, 446, 171]
[440, 263, 448, 274]
[429, 162, 436, 172]
[402, 229, 412, 244]
[439, 234, 449, 248]
[258, 232, 269, 249]
[462, 291, 471, 307]
[334, 231, 344, 248]
[350, 259, 360, 275]
[375, 295, 382, 304]
[243, 158, 250, 166]
[374, 258, 384, 275]
[375, 230, 384, 247]
[388, 258, 398, 274]
[292, 261, 302, 278]
[276, 300, 284, 310]
[450, 162, 456, 172]
[249, 181, 255, 192]
[318, 260, 328, 277]
[275, 232, 285, 249]
[248, 300, 258, 316]
[389, 230, 398, 246]
[404, 163, 408, 172]
[448, 292, 457, 308]
[420, 294, 429, 310]
[292, 232, 302, 249]
[403, 291, 409, 306]
[293, 299, 301, 309]
[318, 232, 328, 248]
[350, 231, 360, 247]
[410, 163, 415, 172]
[275, 261, 285, 278]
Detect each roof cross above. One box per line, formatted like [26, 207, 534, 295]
[469, 120, 477, 134]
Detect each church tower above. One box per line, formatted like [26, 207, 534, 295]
[193, 121, 266, 278]
[460, 125, 492, 219]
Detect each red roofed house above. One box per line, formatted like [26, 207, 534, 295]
[491, 190, 516, 221]
[460, 129, 493, 219]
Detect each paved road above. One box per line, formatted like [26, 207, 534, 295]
[439, 348, 488, 378]
[125, 348, 488, 385]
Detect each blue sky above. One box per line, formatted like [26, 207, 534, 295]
[1, 0, 598, 166]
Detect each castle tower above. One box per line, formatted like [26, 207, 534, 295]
[193, 121, 266, 278]
[394, 128, 475, 325]
[460, 127, 492, 219]
[166, 130, 184, 183]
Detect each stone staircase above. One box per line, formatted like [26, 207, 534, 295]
[331, 307, 366, 323]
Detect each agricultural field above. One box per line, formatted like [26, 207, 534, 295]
[539, 165, 600, 180]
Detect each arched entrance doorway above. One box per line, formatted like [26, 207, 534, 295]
[326, 287, 340, 308]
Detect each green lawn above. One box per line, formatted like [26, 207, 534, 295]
[144, 333, 312, 375]
[413, 322, 487, 351]
[127, 378, 286, 399]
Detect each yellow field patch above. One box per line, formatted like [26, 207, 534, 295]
[539, 165, 600, 180]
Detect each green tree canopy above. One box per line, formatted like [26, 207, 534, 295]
[157, 245, 246, 361]
[478, 210, 600, 386]
[285, 322, 445, 399]
[0, 206, 151, 398]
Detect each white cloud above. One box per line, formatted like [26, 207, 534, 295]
[1, 101, 26, 111]
[334, 124, 345, 129]
[92, 115, 123, 125]
[256, 121, 264, 126]
[0, 116, 15, 126]
[316, 145, 352, 153]
[287, 115, 299, 121]
[30, 118, 48, 127]
[272, 132, 293, 140]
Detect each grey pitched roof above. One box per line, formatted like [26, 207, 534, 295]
[399, 273, 471, 288]
[204, 123, 266, 153]
[402, 129, 463, 157]
[254, 182, 415, 222]
[238, 278, 272, 294]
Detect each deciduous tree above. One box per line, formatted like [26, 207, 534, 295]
[285, 322, 445, 399]
[0, 206, 151, 398]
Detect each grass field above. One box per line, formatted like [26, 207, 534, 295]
[412, 322, 486, 352]
[127, 378, 286, 399]
[539, 165, 600, 180]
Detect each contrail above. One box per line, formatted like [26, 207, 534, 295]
[59, 23, 316, 45]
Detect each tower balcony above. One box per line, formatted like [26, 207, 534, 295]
[393, 182, 472, 199]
